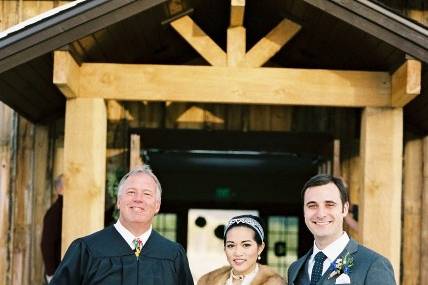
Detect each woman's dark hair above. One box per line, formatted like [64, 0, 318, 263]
[223, 214, 265, 246]
[301, 174, 349, 207]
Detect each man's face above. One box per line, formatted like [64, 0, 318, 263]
[303, 182, 349, 248]
[117, 173, 160, 230]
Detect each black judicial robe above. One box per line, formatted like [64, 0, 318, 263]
[51, 226, 194, 285]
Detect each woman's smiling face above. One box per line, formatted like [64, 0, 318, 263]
[224, 226, 264, 276]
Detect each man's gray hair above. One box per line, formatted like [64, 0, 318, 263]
[117, 165, 162, 201]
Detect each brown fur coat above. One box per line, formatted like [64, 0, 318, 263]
[197, 265, 286, 285]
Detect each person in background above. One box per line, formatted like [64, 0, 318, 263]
[41, 174, 64, 284]
[198, 214, 285, 285]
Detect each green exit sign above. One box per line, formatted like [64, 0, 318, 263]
[215, 187, 231, 199]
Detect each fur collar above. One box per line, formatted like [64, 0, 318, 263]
[197, 265, 285, 285]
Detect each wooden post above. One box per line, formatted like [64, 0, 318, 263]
[62, 98, 106, 255]
[360, 107, 402, 282]
[227, 0, 245, 67]
[421, 137, 428, 285]
[402, 137, 423, 285]
[227, 26, 246, 67]
[230, 0, 245, 27]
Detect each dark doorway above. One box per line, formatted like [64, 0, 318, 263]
[130, 128, 333, 260]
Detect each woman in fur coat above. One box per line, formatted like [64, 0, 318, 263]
[197, 215, 285, 285]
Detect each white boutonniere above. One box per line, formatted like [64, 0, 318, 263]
[328, 252, 353, 283]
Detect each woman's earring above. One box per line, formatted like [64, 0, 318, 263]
[258, 255, 261, 260]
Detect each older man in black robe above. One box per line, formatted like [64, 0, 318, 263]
[51, 165, 194, 285]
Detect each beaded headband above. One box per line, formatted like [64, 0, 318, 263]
[224, 217, 264, 241]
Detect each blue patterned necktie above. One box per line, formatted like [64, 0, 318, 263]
[310, 251, 327, 284]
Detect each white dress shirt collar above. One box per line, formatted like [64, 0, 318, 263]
[114, 220, 152, 250]
[308, 232, 350, 278]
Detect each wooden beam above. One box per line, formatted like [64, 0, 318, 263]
[62, 98, 106, 256]
[76, 63, 391, 107]
[53, 51, 80, 98]
[391, 59, 421, 107]
[360, 107, 402, 282]
[240, 18, 301, 67]
[422, 137, 428, 285]
[230, 0, 245, 27]
[227, 27, 246, 67]
[170, 16, 227, 66]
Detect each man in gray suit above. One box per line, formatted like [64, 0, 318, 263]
[288, 174, 396, 285]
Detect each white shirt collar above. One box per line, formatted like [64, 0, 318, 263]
[308, 232, 350, 278]
[313, 232, 350, 261]
[114, 220, 152, 250]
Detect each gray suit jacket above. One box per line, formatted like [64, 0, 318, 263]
[287, 239, 396, 285]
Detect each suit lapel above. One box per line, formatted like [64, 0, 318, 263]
[318, 239, 358, 284]
[289, 249, 312, 285]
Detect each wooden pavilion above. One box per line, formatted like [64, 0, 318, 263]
[0, 0, 428, 284]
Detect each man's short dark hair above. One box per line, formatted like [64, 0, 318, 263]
[301, 174, 349, 206]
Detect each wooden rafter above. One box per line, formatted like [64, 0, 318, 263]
[240, 18, 301, 67]
[171, 7, 300, 68]
[170, 16, 227, 66]
[391, 59, 421, 107]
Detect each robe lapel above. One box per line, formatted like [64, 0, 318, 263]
[318, 239, 358, 284]
[289, 249, 312, 285]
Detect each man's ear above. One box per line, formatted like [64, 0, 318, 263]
[342, 201, 350, 216]
[154, 200, 161, 215]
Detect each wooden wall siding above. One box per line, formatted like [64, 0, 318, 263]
[12, 117, 34, 285]
[402, 136, 423, 285]
[406, 0, 428, 27]
[0, 104, 14, 285]
[422, 137, 428, 285]
[1, 2, 70, 285]
[105, 101, 360, 177]
[31, 126, 51, 285]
